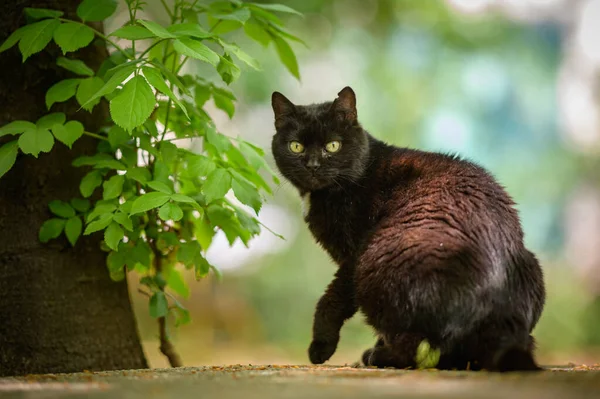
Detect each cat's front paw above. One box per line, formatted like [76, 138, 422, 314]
[308, 339, 337, 364]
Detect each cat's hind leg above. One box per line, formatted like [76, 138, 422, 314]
[363, 333, 441, 369]
[473, 321, 541, 372]
[361, 337, 384, 366]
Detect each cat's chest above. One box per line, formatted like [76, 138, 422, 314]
[303, 191, 365, 264]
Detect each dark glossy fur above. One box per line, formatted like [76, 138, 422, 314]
[271, 87, 546, 371]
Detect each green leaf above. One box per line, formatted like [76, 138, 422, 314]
[212, 88, 235, 118]
[203, 168, 231, 203]
[173, 38, 219, 66]
[239, 141, 265, 169]
[0, 141, 19, 179]
[103, 174, 125, 200]
[65, 216, 82, 246]
[0, 25, 32, 53]
[25, 7, 64, 20]
[110, 75, 155, 132]
[149, 292, 169, 318]
[148, 180, 173, 194]
[211, 8, 251, 23]
[170, 193, 196, 204]
[110, 25, 155, 40]
[177, 241, 202, 267]
[158, 202, 183, 221]
[45, 79, 81, 109]
[53, 22, 94, 54]
[49, 199, 75, 218]
[167, 23, 211, 39]
[194, 215, 214, 249]
[77, 0, 118, 22]
[166, 269, 190, 298]
[130, 192, 171, 214]
[76, 77, 104, 111]
[150, 60, 190, 96]
[249, 3, 303, 17]
[273, 36, 300, 80]
[0, 121, 36, 137]
[107, 250, 125, 280]
[39, 218, 66, 243]
[194, 253, 210, 280]
[84, 212, 113, 234]
[80, 170, 103, 197]
[243, 21, 270, 47]
[206, 128, 231, 152]
[126, 167, 151, 184]
[172, 305, 191, 326]
[141, 66, 189, 119]
[51, 120, 84, 149]
[86, 202, 117, 223]
[70, 198, 91, 212]
[137, 20, 176, 39]
[18, 127, 54, 157]
[231, 176, 262, 214]
[209, 19, 242, 35]
[18, 19, 61, 61]
[56, 57, 94, 76]
[219, 40, 260, 70]
[73, 154, 126, 170]
[80, 64, 136, 109]
[113, 211, 133, 231]
[36, 113, 66, 129]
[217, 54, 241, 85]
[194, 84, 211, 107]
[107, 126, 130, 149]
[104, 222, 124, 251]
[188, 154, 215, 176]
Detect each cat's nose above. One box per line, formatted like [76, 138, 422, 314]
[306, 158, 320, 172]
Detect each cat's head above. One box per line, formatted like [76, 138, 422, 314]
[271, 87, 369, 192]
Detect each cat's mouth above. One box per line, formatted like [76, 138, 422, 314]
[302, 174, 335, 191]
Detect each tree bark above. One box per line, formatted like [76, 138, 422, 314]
[0, 0, 148, 376]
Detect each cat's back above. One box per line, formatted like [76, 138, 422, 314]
[373, 146, 524, 252]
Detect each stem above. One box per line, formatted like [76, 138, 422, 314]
[160, 0, 174, 20]
[59, 18, 132, 60]
[83, 131, 109, 141]
[138, 38, 169, 60]
[174, 57, 188, 74]
[148, 215, 183, 368]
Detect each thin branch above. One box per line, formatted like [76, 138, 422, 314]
[174, 56, 188, 74]
[83, 131, 109, 141]
[159, 317, 183, 367]
[138, 38, 169, 60]
[148, 216, 183, 368]
[160, 0, 174, 20]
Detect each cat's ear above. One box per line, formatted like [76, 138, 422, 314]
[272, 92, 296, 129]
[332, 86, 357, 123]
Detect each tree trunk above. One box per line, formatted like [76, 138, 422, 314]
[0, 0, 148, 376]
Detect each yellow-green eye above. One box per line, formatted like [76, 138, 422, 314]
[325, 141, 341, 153]
[289, 141, 304, 153]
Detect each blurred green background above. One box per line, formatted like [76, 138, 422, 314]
[109, 0, 600, 367]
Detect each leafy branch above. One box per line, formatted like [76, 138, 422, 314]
[0, 0, 302, 366]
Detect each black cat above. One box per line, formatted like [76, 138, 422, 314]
[270, 87, 546, 371]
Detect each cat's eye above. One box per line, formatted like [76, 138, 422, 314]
[289, 141, 304, 153]
[325, 141, 341, 153]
